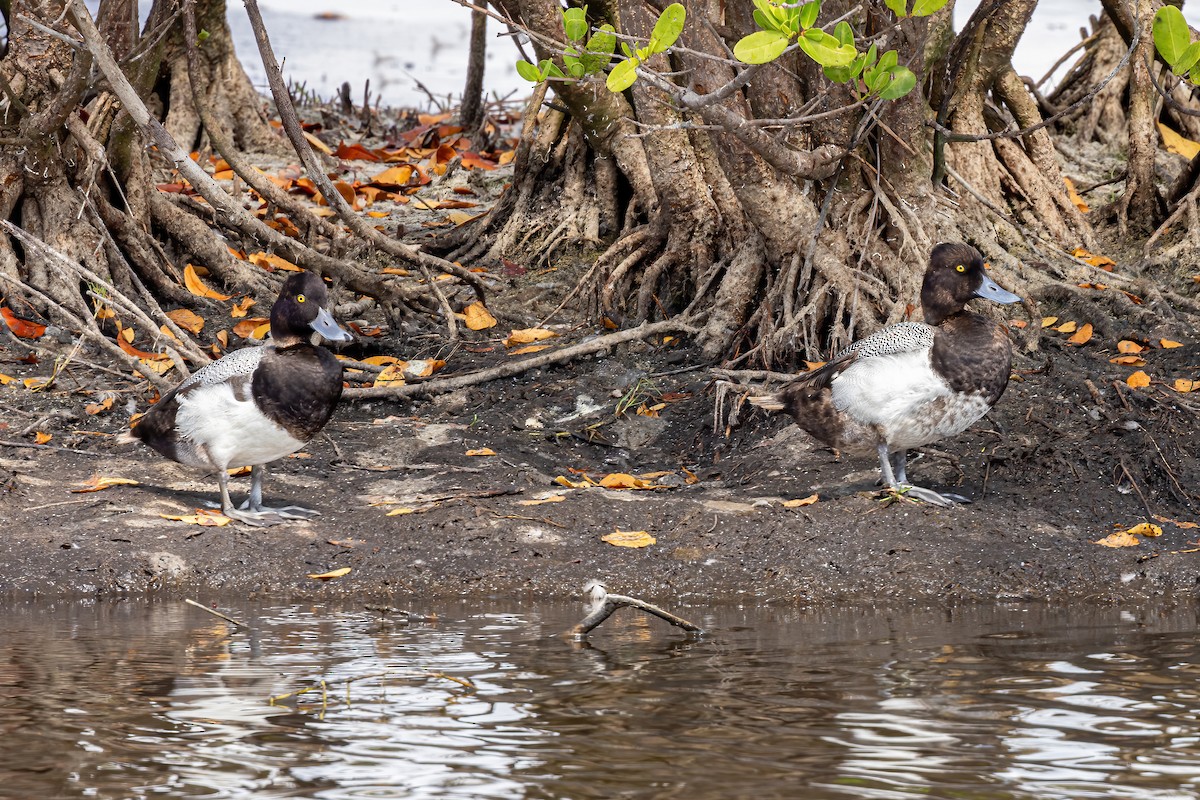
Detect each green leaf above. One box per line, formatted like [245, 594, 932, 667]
[582, 24, 617, 73]
[542, 60, 565, 79]
[620, 41, 634, 58]
[649, 3, 686, 53]
[824, 64, 853, 83]
[515, 59, 542, 83]
[1154, 6, 1191, 68]
[884, 0, 908, 17]
[863, 43, 878, 68]
[878, 65, 917, 99]
[797, 28, 856, 67]
[798, 0, 820, 30]
[832, 20, 854, 48]
[563, 7, 589, 42]
[753, 9, 776, 32]
[865, 64, 890, 94]
[733, 29, 791, 64]
[1177, 40, 1200, 75]
[911, 0, 948, 16]
[606, 57, 640, 92]
[877, 48, 898, 71]
[563, 48, 586, 78]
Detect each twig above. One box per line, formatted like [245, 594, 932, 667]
[268, 669, 476, 705]
[346, 318, 698, 400]
[184, 598, 246, 628]
[567, 580, 702, 639]
[0, 440, 104, 455]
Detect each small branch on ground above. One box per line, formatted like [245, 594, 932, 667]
[345, 318, 699, 401]
[567, 580, 703, 640]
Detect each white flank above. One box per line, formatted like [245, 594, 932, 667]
[174, 382, 304, 469]
[831, 350, 990, 450]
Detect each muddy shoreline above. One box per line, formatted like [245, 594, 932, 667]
[3, 334, 1198, 605]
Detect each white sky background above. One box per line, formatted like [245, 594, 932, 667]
[226, 0, 1200, 110]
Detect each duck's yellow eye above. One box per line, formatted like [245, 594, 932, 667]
[955, 264, 966, 273]
[296, 294, 306, 303]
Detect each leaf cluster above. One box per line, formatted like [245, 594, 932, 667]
[1154, 6, 1200, 85]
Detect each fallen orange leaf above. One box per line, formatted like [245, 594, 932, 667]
[307, 567, 352, 580]
[601, 529, 656, 548]
[233, 318, 271, 339]
[183, 264, 233, 300]
[1064, 177, 1089, 213]
[1055, 320, 1078, 334]
[505, 327, 558, 347]
[248, 252, 302, 272]
[1174, 379, 1196, 393]
[466, 448, 496, 456]
[1126, 370, 1151, 388]
[1, 307, 47, 339]
[166, 308, 205, 334]
[1110, 355, 1146, 366]
[1093, 531, 1141, 548]
[231, 297, 256, 318]
[160, 509, 232, 526]
[73, 476, 140, 493]
[1117, 340, 1145, 354]
[518, 495, 566, 506]
[1066, 322, 1093, 345]
[1041, 316, 1059, 328]
[1072, 248, 1116, 271]
[34, 431, 51, 444]
[509, 344, 553, 355]
[1160, 339, 1183, 349]
[782, 493, 820, 508]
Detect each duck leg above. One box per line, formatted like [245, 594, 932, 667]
[876, 444, 964, 507]
[215, 468, 284, 527]
[239, 465, 321, 520]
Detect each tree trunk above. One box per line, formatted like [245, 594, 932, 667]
[443, 0, 1105, 364]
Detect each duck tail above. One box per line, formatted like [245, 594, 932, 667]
[747, 392, 786, 412]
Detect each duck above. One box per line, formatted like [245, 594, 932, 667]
[123, 271, 352, 526]
[750, 242, 1021, 506]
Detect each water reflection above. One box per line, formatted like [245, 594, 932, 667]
[0, 602, 1198, 798]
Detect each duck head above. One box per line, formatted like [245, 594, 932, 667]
[270, 271, 353, 346]
[921, 242, 1021, 325]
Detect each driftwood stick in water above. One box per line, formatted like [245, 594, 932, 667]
[567, 581, 703, 639]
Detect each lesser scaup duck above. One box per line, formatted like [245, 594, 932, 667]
[751, 242, 1021, 506]
[125, 271, 352, 525]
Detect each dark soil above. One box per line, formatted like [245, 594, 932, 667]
[2, 298, 1199, 605]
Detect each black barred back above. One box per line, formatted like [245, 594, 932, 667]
[251, 344, 345, 441]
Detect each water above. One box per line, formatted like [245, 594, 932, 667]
[225, 1, 1200, 110]
[3, 601, 1200, 799]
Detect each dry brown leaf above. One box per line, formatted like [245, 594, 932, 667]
[601, 529, 656, 548]
[248, 252, 302, 272]
[1064, 177, 1089, 213]
[233, 317, 271, 339]
[166, 308, 205, 334]
[160, 509, 232, 526]
[307, 567, 351, 580]
[1072, 248, 1116, 271]
[183, 264, 233, 300]
[1158, 121, 1200, 159]
[1117, 340, 1145, 354]
[1126, 370, 1151, 388]
[505, 327, 558, 347]
[518, 495, 566, 506]
[85, 397, 114, 415]
[1066, 323, 1093, 345]
[1093, 531, 1141, 548]
[554, 475, 595, 489]
[782, 493, 820, 508]
[72, 475, 140, 493]
[1125, 522, 1163, 537]
[463, 301, 498, 331]
[1, 307, 47, 338]
[465, 448, 497, 456]
[509, 344, 553, 355]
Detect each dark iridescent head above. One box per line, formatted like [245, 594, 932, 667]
[270, 271, 352, 346]
[921, 243, 1021, 325]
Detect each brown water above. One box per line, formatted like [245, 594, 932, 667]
[1, 601, 1199, 799]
